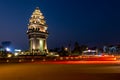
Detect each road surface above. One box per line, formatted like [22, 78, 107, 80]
[0, 62, 120, 80]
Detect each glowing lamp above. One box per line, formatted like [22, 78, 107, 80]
[6, 48, 11, 52]
[7, 54, 12, 58]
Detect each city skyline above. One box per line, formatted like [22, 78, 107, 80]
[0, 0, 120, 50]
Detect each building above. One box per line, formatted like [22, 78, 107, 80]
[27, 7, 48, 55]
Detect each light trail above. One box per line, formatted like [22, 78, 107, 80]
[34, 60, 120, 64]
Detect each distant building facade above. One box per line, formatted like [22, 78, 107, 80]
[27, 7, 48, 55]
[103, 45, 120, 55]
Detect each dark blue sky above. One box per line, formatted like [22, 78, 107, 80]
[0, 0, 120, 50]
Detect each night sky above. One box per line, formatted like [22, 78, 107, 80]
[0, 0, 120, 50]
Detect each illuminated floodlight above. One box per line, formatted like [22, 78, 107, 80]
[64, 47, 68, 51]
[6, 47, 11, 52]
[7, 54, 12, 58]
[88, 50, 91, 52]
[14, 49, 21, 52]
[14, 53, 19, 56]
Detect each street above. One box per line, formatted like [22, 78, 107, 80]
[0, 62, 120, 80]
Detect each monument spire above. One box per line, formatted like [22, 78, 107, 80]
[27, 7, 48, 55]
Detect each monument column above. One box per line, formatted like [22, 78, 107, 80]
[27, 7, 49, 55]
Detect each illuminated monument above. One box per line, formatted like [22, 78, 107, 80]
[27, 7, 48, 55]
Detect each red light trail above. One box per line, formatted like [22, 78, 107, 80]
[34, 60, 120, 64]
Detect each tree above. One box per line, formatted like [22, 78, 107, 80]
[80, 45, 88, 54]
[59, 46, 69, 56]
[72, 42, 80, 55]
